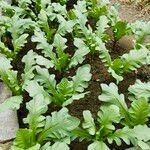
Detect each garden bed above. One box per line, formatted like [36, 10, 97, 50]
[0, 0, 150, 150]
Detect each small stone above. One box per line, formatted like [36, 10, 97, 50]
[0, 141, 12, 150]
[0, 83, 19, 143]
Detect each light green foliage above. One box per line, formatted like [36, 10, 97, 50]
[25, 65, 91, 106]
[99, 82, 150, 127]
[0, 55, 21, 95]
[128, 79, 150, 100]
[83, 111, 96, 135]
[12, 95, 80, 149]
[32, 29, 90, 71]
[109, 46, 149, 83]
[0, 14, 35, 59]
[32, 29, 69, 71]
[0, 0, 150, 149]
[73, 80, 150, 150]
[0, 95, 23, 113]
[130, 21, 150, 46]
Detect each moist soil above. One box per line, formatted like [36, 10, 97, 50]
[11, 1, 150, 149]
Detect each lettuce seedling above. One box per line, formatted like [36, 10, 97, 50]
[12, 94, 80, 150]
[0, 14, 35, 59]
[73, 81, 150, 150]
[107, 5, 130, 49]
[130, 20, 150, 49]
[25, 64, 92, 106]
[108, 46, 149, 83]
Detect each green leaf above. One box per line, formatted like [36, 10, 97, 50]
[13, 129, 36, 149]
[96, 15, 109, 37]
[131, 21, 150, 44]
[35, 66, 56, 93]
[53, 34, 67, 52]
[0, 41, 13, 58]
[13, 33, 28, 54]
[32, 29, 53, 59]
[109, 47, 149, 83]
[57, 78, 73, 98]
[128, 98, 150, 126]
[72, 128, 93, 141]
[0, 96, 23, 113]
[108, 67, 123, 84]
[113, 21, 129, 41]
[69, 38, 90, 68]
[22, 50, 37, 72]
[0, 56, 21, 94]
[121, 47, 149, 72]
[11, 144, 41, 150]
[72, 64, 92, 93]
[0, 55, 12, 70]
[40, 142, 69, 150]
[82, 110, 96, 135]
[137, 140, 150, 150]
[21, 50, 37, 89]
[98, 83, 130, 121]
[25, 80, 51, 104]
[23, 95, 48, 134]
[35, 55, 54, 69]
[98, 105, 121, 130]
[107, 127, 134, 146]
[95, 36, 111, 67]
[133, 125, 150, 142]
[128, 80, 150, 100]
[88, 141, 110, 150]
[52, 3, 67, 17]
[37, 108, 80, 143]
[57, 15, 75, 36]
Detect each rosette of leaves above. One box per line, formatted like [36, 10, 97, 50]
[11, 94, 80, 150]
[108, 46, 150, 83]
[32, 29, 90, 71]
[128, 79, 150, 101]
[73, 80, 150, 150]
[0, 13, 35, 59]
[71, 1, 110, 54]
[25, 64, 92, 106]
[1, 0, 71, 43]
[130, 20, 150, 48]
[107, 5, 131, 49]
[0, 50, 52, 95]
[86, 0, 110, 20]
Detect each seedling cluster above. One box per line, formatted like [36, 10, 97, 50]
[0, 0, 150, 149]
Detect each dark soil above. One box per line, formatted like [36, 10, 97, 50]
[8, 0, 150, 149]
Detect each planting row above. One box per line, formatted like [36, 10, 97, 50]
[0, 0, 150, 149]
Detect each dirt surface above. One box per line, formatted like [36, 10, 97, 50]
[111, 0, 150, 22]
[69, 1, 150, 149]
[2, 1, 150, 149]
[16, 1, 150, 149]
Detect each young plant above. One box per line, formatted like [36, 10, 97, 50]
[32, 29, 90, 71]
[25, 64, 92, 106]
[130, 20, 150, 48]
[99, 82, 150, 127]
[0, 14, 35, 59]
[128, 79, 150, 100]
[108, 46, 150, 83]
[86, 0, 109, 20]
[0, 50, 50, 95]
[72, 1, 110, 54]
[0, 95, 23, 113]
[11, 94, 80, 150]
[0, 55, 21, 95]
[107, 5, 130, 49]
[73, 81, 150, 150]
